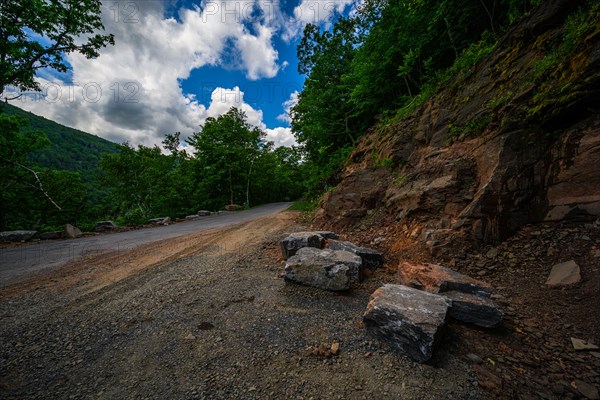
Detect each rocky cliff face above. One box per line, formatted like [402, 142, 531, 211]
[316, 0, 600, 255]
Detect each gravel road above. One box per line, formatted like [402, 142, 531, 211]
[0, 203, 292, 287]
[0, 211, 482, 399]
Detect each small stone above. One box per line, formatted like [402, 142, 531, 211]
[571, 380, 600, 400]
[184, 334, 196, 340]
[571, 338, 599, 351]
[466, 353, 484, 364]
[331, 342, 340, 356]
[486, 248, 499, 259]
[546, 260, 581, 286]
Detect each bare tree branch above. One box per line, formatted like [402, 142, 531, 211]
[13, 161, 62, 211]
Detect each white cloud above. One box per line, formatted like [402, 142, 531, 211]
[6, 1, 298, 146]
[236, 23, 279, 80]
[282, 0, 358, 40]
[265, 127, 297, 147]
[206, 86, 264, 127]
[276, 90, 299, 124]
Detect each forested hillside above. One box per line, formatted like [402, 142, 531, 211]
[0, 104, 305, 231]
[1, 103, 118, 180]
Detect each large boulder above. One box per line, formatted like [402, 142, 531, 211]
[0, 230, 37, 243]
[328, 239, 384, 269]
[280, 232, 325, 259]
[363, 284, 451, 363]
[398, 261, 492, 297]
[443, 291, 503, 328]
[95, 221, 117, 232]
[284, 247, 363, 291]
[197, 210, 211, 216]
[63, 224, 82, 238]
[225, 204, 243, 211]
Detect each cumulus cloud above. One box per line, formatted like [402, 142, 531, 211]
[8, 0, 297, 147]
[281, 0, 358, 40]
[265, 127, 297, 147]
[276, 90, 299, 124]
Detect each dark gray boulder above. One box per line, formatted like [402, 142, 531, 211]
[280, 232, 325, 259]
[313, 231, 339, 240]
[197, 210, 211, 216]
[363, 284, 451, 363]
[39, 231, 62, 240]
[0, 230, 37, 243]
[443, 291, 503, 328]
[94, 221, 117, 232]
[328, 239, 384, 269]
[284, 247, 363, 291]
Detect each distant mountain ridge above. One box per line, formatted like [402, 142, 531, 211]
[1, 102, 119, 181]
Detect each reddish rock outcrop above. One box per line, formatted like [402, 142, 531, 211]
[315, 0, 600, 251]
[398, 261, 492, 298]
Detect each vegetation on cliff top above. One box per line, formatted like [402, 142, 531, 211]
[291, 0, 600, 194]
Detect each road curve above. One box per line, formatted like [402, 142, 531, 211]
[0, 202, 292, 287]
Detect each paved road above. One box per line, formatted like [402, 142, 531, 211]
[0, 202, 292, 287]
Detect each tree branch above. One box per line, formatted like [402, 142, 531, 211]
[13, 161, 62, 211]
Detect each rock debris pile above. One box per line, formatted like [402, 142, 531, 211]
[280, 231, 504, 363]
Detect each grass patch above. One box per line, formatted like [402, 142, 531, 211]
[288, 200, 319, 212]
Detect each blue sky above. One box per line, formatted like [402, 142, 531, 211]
[10, 0, 357, 148]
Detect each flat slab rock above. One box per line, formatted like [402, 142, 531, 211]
[280, 232, 326, 259]
[327, 239, 384, 270]
[398, 261, 492, 297]
[546, 260, 581, 286]
[442, 291, 503, 328]
[0, 230, 37, 243]
[284, 247, 362, 291]
[363, 284, 451, 363]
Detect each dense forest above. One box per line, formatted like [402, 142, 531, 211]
[0, 105, 305, 231]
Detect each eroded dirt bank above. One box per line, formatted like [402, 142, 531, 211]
[0, 211, 481, 400]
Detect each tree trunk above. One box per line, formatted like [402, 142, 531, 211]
[229, 167, 234, 205]
[245, 159, 255, 208]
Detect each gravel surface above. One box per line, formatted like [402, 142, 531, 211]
[0, 213, 482, 400]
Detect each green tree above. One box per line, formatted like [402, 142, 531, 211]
[100, 143, 182, 223]
[186, 107, 263, 208]
[292, 18, 359, 168]
[0, 0, 114, 97]
[0, 112, 87, 230]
